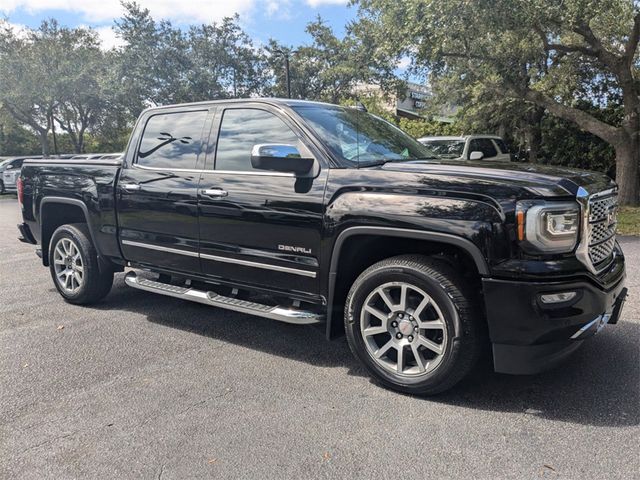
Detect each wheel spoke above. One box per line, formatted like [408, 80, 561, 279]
[74, 263, 84, 273]
[411, 343, 426, 373]
[419, 337, 444, 355]
[374, 339, 394, 359]
[54, 258, 65, 265]
[377, 288, 395, 311]
[399, 284, 408, 311]
[397, 345, 405, 373]
[364, 305, 388, 323]
[57, 269, 66, 279]
[413, 296, 431, 319]
[417, 319, 445, 330]
[55, 246, 65, 259]
[363, 325, 387, 337]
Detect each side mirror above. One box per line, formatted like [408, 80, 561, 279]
[469, 151, 484, 161]
[251, 144, 314, 175]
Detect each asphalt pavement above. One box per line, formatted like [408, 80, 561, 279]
[0, 197, 638, 479]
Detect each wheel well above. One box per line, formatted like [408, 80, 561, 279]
[40, 203, 87, 266]
[328, 234, 483, 338]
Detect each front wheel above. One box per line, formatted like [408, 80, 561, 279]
[344, 255, 483, 395]
[49, 224, 113, 304]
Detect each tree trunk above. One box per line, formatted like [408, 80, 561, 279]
[39, 130, 49, 157]
[614, 131, 640, 206]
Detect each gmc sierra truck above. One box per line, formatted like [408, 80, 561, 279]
[17, 99, 627, 395]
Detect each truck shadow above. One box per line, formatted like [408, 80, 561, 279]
[95, 274, 639, 429]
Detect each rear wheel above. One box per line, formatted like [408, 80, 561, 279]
[49, 224, 113, 304]
[344, 255, 482, 395]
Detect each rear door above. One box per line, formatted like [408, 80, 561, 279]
[197, 104, 327, 297]
[116, 107, 211, 273]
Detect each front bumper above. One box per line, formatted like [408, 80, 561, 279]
[484, 254, 626, 375]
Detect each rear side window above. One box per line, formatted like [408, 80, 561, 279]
[469, 139, 497, 159]
[215, 108, 302, 172]
[494, 139, 509, 154]
[137, 111, 207, 169]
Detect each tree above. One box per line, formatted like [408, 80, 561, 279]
[0, 20, 59, 155]
[355, 0, 640, 205]
[267, 16, 396, 103]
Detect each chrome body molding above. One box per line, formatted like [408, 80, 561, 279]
[122, 239, 199, 257]
[200, 252, 316, 278]
[125, 272, 323, 325]
[121, 239, 316, 278]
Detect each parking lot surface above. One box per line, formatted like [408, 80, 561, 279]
[1, 197, 638, 479]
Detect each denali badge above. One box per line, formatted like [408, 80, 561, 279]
[278, 245, 312, 254]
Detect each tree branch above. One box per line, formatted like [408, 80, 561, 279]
[572, 21, 623, 71]
[626, 12, 640, 60]
[534, 26, 598, 57]
[518, 87, 622, 145]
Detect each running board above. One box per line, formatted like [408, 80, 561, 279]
[124, 271, 323, 325]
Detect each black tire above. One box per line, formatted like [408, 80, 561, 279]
[48, 224, 113, 304]
[0, 180, 5, 195]
[344, 254, 482, 395]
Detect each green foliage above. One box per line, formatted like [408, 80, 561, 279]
[354, 0, 640, 204]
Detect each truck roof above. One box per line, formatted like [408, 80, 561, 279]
[142, 98, 345, 114]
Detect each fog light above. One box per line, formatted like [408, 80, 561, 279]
[540, 292, 577, 304]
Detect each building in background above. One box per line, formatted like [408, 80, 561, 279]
[353, 82, 458, 123]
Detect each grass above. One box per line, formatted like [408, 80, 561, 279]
[617, 207, 640, 236]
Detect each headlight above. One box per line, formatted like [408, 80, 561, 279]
[517, 201, 580, 253]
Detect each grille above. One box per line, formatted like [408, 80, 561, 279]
[588, 193, 618, 267]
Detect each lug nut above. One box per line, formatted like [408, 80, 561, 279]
[398, 313, 404, 319]
[408, 335, 414, 342]
[409, 316, 414, 321]
[414, 325, 418, 332]
[391, 321, 398, 328]
[396, 333, 403, 339]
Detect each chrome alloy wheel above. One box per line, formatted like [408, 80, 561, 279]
[53, 238, 85, 294]
[360, 281, 448, 376]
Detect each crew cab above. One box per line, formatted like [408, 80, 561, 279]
[17, 99, 627, 395]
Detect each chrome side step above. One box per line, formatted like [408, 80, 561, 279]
[124, 272, 323, 325]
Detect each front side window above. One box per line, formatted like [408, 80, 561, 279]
[469, 139, 498, 159]
[293, 105, 436, 166]
[137, 111, 207, 169]
[215, 109, 302, 172]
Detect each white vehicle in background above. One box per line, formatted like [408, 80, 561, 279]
[418, 135, 512, 162]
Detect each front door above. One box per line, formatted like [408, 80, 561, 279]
[197, 105, 326, 297]
[116, 108, 210, 273]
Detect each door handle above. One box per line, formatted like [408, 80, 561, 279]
[200, 188, 228, 198]
[121, 183, 141, 192]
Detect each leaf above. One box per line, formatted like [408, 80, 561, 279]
[57, 325, 64, 330]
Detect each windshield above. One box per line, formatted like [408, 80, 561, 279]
[422, 139, 465, 158]
[292, 105, 438, 166]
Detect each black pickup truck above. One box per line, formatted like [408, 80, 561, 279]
[17, 99, 627, 395]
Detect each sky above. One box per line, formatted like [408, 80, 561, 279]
[0, 0, 358, 50]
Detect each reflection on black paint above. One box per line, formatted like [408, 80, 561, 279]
[138, 111, 207, 169]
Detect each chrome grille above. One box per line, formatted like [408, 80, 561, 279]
[588, 193, 618, 267]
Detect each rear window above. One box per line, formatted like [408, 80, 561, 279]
[137, 111, 207, 169]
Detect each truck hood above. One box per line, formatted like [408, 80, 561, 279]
[380, 160, 615, 197]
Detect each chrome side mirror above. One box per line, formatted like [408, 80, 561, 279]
[469, 151, 484, 161]
[250, 144, 314, 175]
